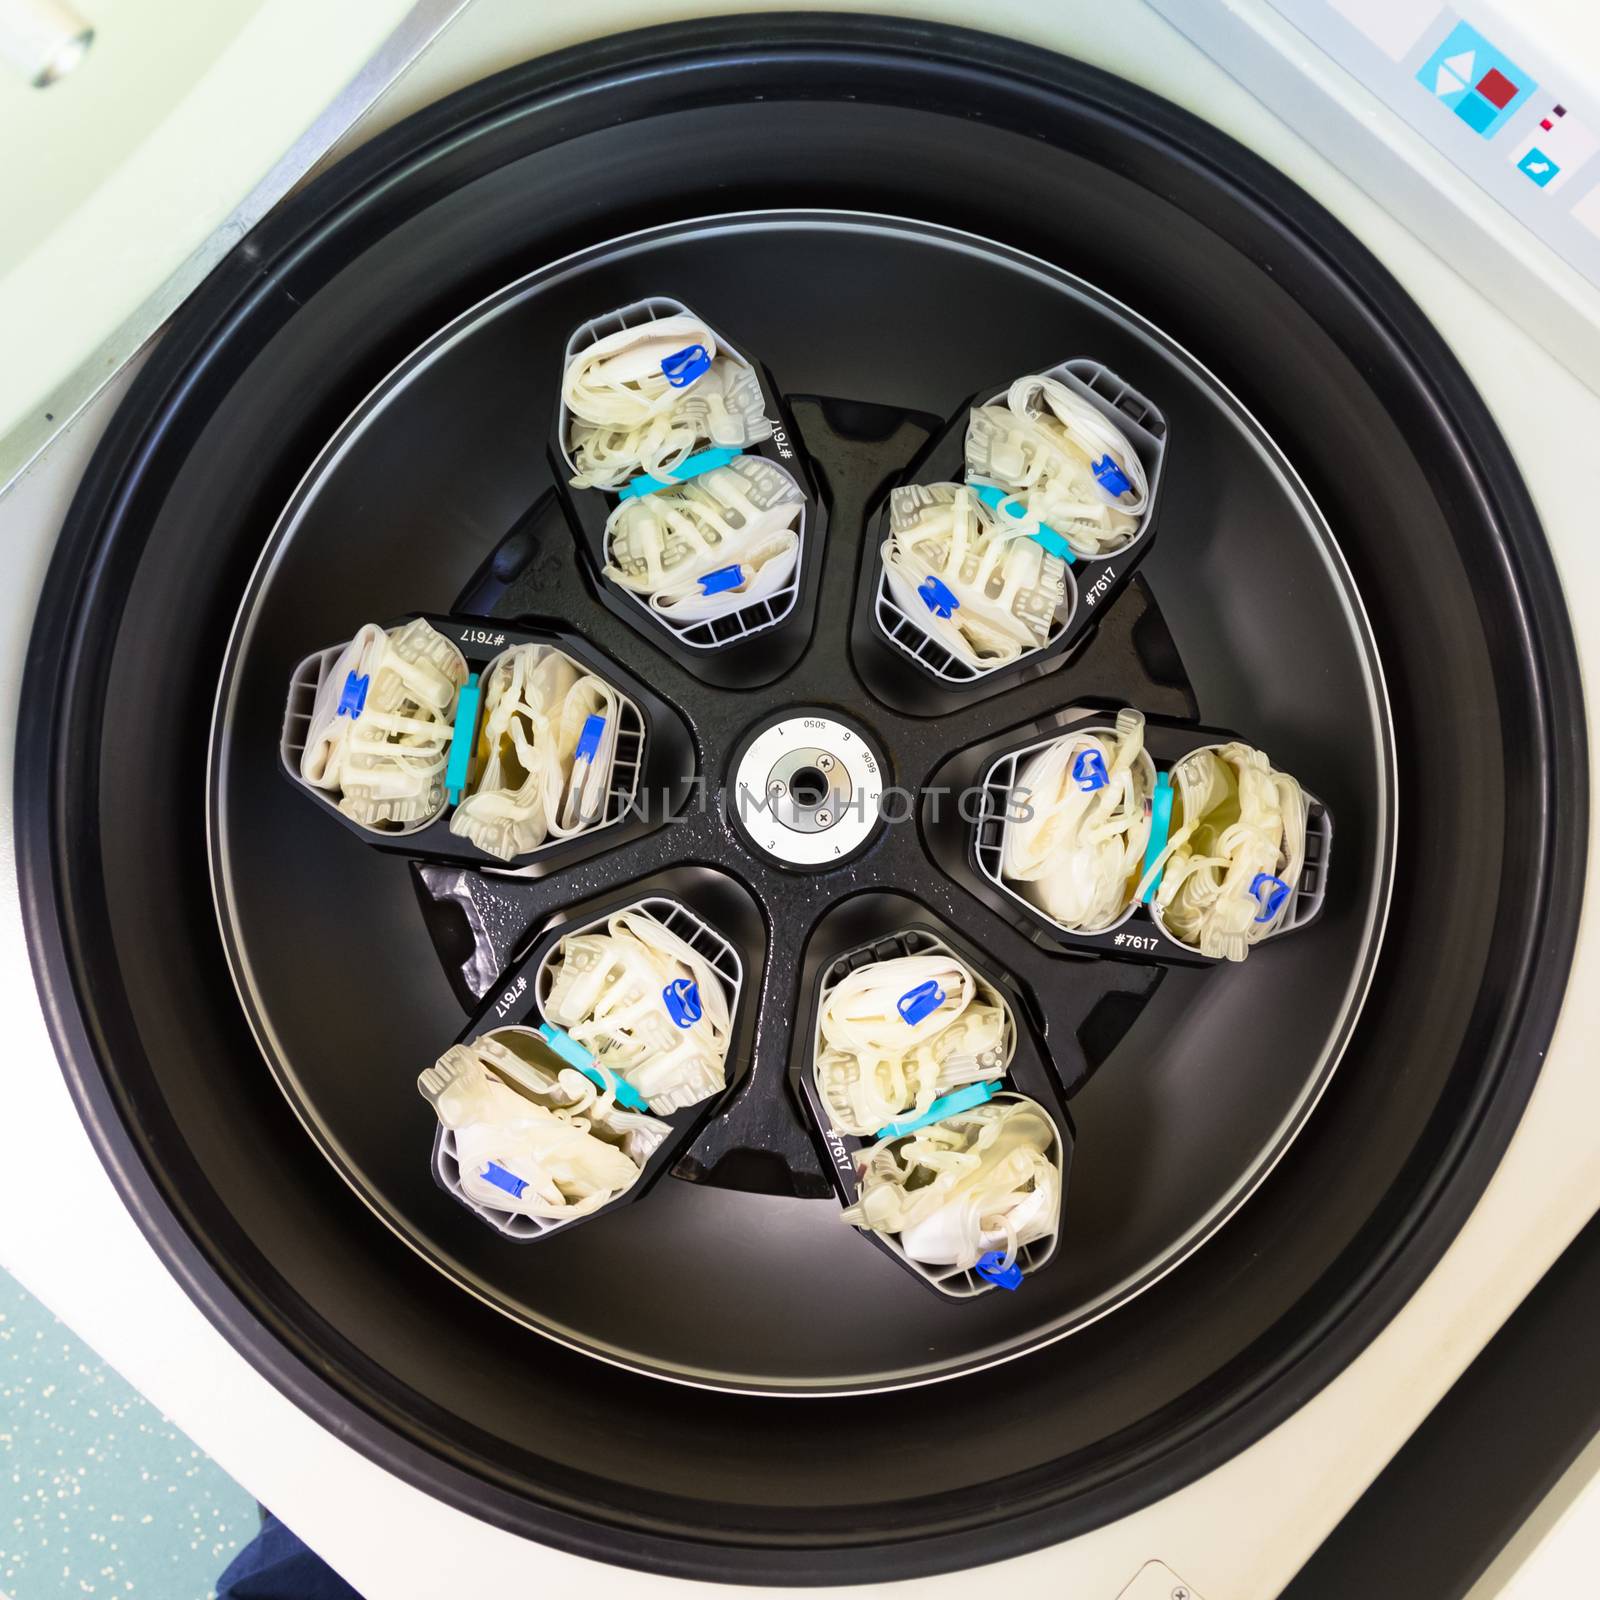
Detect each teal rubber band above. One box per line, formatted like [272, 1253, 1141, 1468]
[537, 1021, 593, 1069]
[1140, 771, 1175, 904]
[444, 674, 481, 806]
[536, 1023, 649, 1111]
[971, 483, 1075, 563]
[617, 446, 742, 499]
[877, 1079, 1003, 1140]
[575, 1062, 650, 1112]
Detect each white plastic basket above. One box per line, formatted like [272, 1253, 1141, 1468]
[435, 1114, 552, 1241]
[877, 358, 1166, 683]
[279, 640, 448, 835]
[971, 725, 1156, 936]
[853, 1091, 1064, 1300]
[558, 295, 806, 651]
[815, 927, 1060, 1300]
[973, 734, 1332, 950]
[433, 895, 745, 1239]
[1148, 759, 1332, 954]
[532, 893, 744, 1020]
[280, 633, 647, 855]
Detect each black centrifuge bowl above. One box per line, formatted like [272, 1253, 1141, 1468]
[18, 16, 1585, 1584]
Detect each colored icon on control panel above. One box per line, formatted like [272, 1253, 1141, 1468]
[1417, 21, 1536, 140]
[1517, 148, 1560, 188]
[1510, 104, 1599, 193]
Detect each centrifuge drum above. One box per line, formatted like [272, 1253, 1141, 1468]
[17, 16, 1584, 1583]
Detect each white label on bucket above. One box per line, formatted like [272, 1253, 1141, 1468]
[1085, 568, 1117, 608]
[823, 1129, 855, 1175]
[493, 974, 529, 1018]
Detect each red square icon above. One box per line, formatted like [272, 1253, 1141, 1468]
[1476, 67, 1518, 108]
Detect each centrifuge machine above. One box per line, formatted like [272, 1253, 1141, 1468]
[2, 1, 1597, 1595]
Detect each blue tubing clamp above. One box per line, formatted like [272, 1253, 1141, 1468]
[480, 1161, 528, 1199]
[976, 1250, 1025, 1290]
[918, 576, 960, 618]
[1250, 872, 1292, 923]
[662, 977, 702, 1028]
[335, 670, 369, 719]
[698, 564, 744, 596]
[660, 343, 711, 387]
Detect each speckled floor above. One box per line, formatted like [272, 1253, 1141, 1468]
[0, 1269, 257, 1599]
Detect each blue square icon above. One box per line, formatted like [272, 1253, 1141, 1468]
[1517, 147, 1561, 187]
[1453, 93, 1498, 134]
[1416, 20, 1536, 141]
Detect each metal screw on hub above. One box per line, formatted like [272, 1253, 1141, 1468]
[1172, 1588, 1190, 1600]
[816, 809, 833, 826]
[768, 779, 785, 796]
[816, 754, 834, 772]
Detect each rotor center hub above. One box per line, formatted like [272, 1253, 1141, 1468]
[730, 711, 886, 868]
